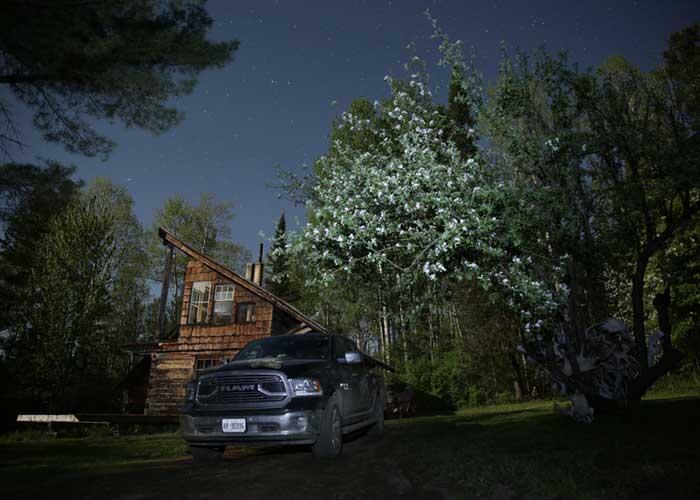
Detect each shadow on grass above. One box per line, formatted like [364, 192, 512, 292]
[1, 397, 698, 500]
[385, 397, 700, 499]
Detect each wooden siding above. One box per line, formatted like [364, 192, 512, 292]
[145, 259, 280, 415]
[145, 352, 193, 415]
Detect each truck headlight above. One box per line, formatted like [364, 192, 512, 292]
[289, 378, 323, 397]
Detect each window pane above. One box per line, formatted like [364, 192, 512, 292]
[344, 338, 357, 353]
[235, 302, 255, 323]
[214, 301, 231, 315]
[188, 282, 211, 324]
[334, 336, 345, 356]
[246, 304, 255, 322]
[196, 358, 221, 373]
[213, 284, 234, 318]
[214, 284, 234, 302]
[235, 336, 329, 361]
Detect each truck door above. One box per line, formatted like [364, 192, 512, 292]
[347, 339, 371, 414]
[333, 336, 356, 418]
[334, 336, 369, 419]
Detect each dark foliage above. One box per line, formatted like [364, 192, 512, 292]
[0, 0, 238, 157]
[0, 162, 82, 331]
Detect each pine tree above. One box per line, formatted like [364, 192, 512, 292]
[0, 0, 238, 158]
[266, 212, 293, 301]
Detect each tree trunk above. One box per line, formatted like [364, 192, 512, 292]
[398, 313, 409, 366]
[627, 285, 683, 402]
[382, 305, 391, 363]
[654, 286, 672, 351]
[631, 254, 650, 372]
[427, 305, 435, 362]
[158, 245, 174, 339]
[567, 259, 585, 352]
[510, 353, 526, 401]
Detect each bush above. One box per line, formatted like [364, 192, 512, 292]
[648, 367, 700, 396]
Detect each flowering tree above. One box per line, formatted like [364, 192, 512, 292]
[290, 20, 699, 419]
[294, 35, 567, 370]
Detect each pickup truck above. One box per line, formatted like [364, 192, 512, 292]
[180, 332, 388, 460]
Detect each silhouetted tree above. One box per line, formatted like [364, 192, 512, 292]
[0, 162, 82, 330]
[0, 0, 238, 158]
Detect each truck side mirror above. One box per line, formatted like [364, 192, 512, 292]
[344, 352, 362, 364]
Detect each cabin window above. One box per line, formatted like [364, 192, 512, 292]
[235, 302, 256, 323]
[188, 281, 211, 324]
[196, 358, 221, 374]
[213, 284, 235, 319]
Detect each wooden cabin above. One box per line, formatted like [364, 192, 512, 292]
[130, 228, 326, 416]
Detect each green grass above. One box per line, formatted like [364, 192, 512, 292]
[393, 393, 700, 499]
[1, 391, 698, 500]
[0, 432, 187, 478]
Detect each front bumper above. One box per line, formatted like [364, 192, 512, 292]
[180, 410, 322, 447]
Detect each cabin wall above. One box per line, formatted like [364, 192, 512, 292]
[145, 351, 193, 415]
[145, 258, 280, 415]
[179, 259, 274, 338]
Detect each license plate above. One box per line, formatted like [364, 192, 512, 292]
[221, 418, 246, 433]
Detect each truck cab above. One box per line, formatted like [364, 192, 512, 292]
[180, 333, 387, 460]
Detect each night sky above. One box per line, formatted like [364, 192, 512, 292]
[10, 0, 700, 255]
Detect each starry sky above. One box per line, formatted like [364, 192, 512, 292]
[9, 0, 700, 255]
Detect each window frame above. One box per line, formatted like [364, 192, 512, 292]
[334, 336, 361, 362]
[195, 358, 222, 374]
[188, 281, 211, 325]
[212, 283, 235, 322]
[234, 301, 256, 324]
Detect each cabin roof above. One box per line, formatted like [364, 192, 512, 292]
[158, 227, 327, 335]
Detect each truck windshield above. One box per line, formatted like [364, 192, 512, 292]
[234, 336, 329, 361]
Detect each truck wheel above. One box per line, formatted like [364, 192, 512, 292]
[190, 445, 224, 463]
[368, 392, 385, 437]
[312, 402, 343, 458]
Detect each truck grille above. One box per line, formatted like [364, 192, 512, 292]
[197, 372, 288, 405]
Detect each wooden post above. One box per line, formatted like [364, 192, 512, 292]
[158, 244, 174, 339]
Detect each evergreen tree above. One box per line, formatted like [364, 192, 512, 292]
[0, 0, 238, 158]
[266, 212, 294, 301]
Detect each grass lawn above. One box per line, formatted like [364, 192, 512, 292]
[0, 391, 698, 500]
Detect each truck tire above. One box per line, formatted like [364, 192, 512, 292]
[312, 401, 343, 458]
[368, 392, 385, 437]
[190, 445, 224, 463]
